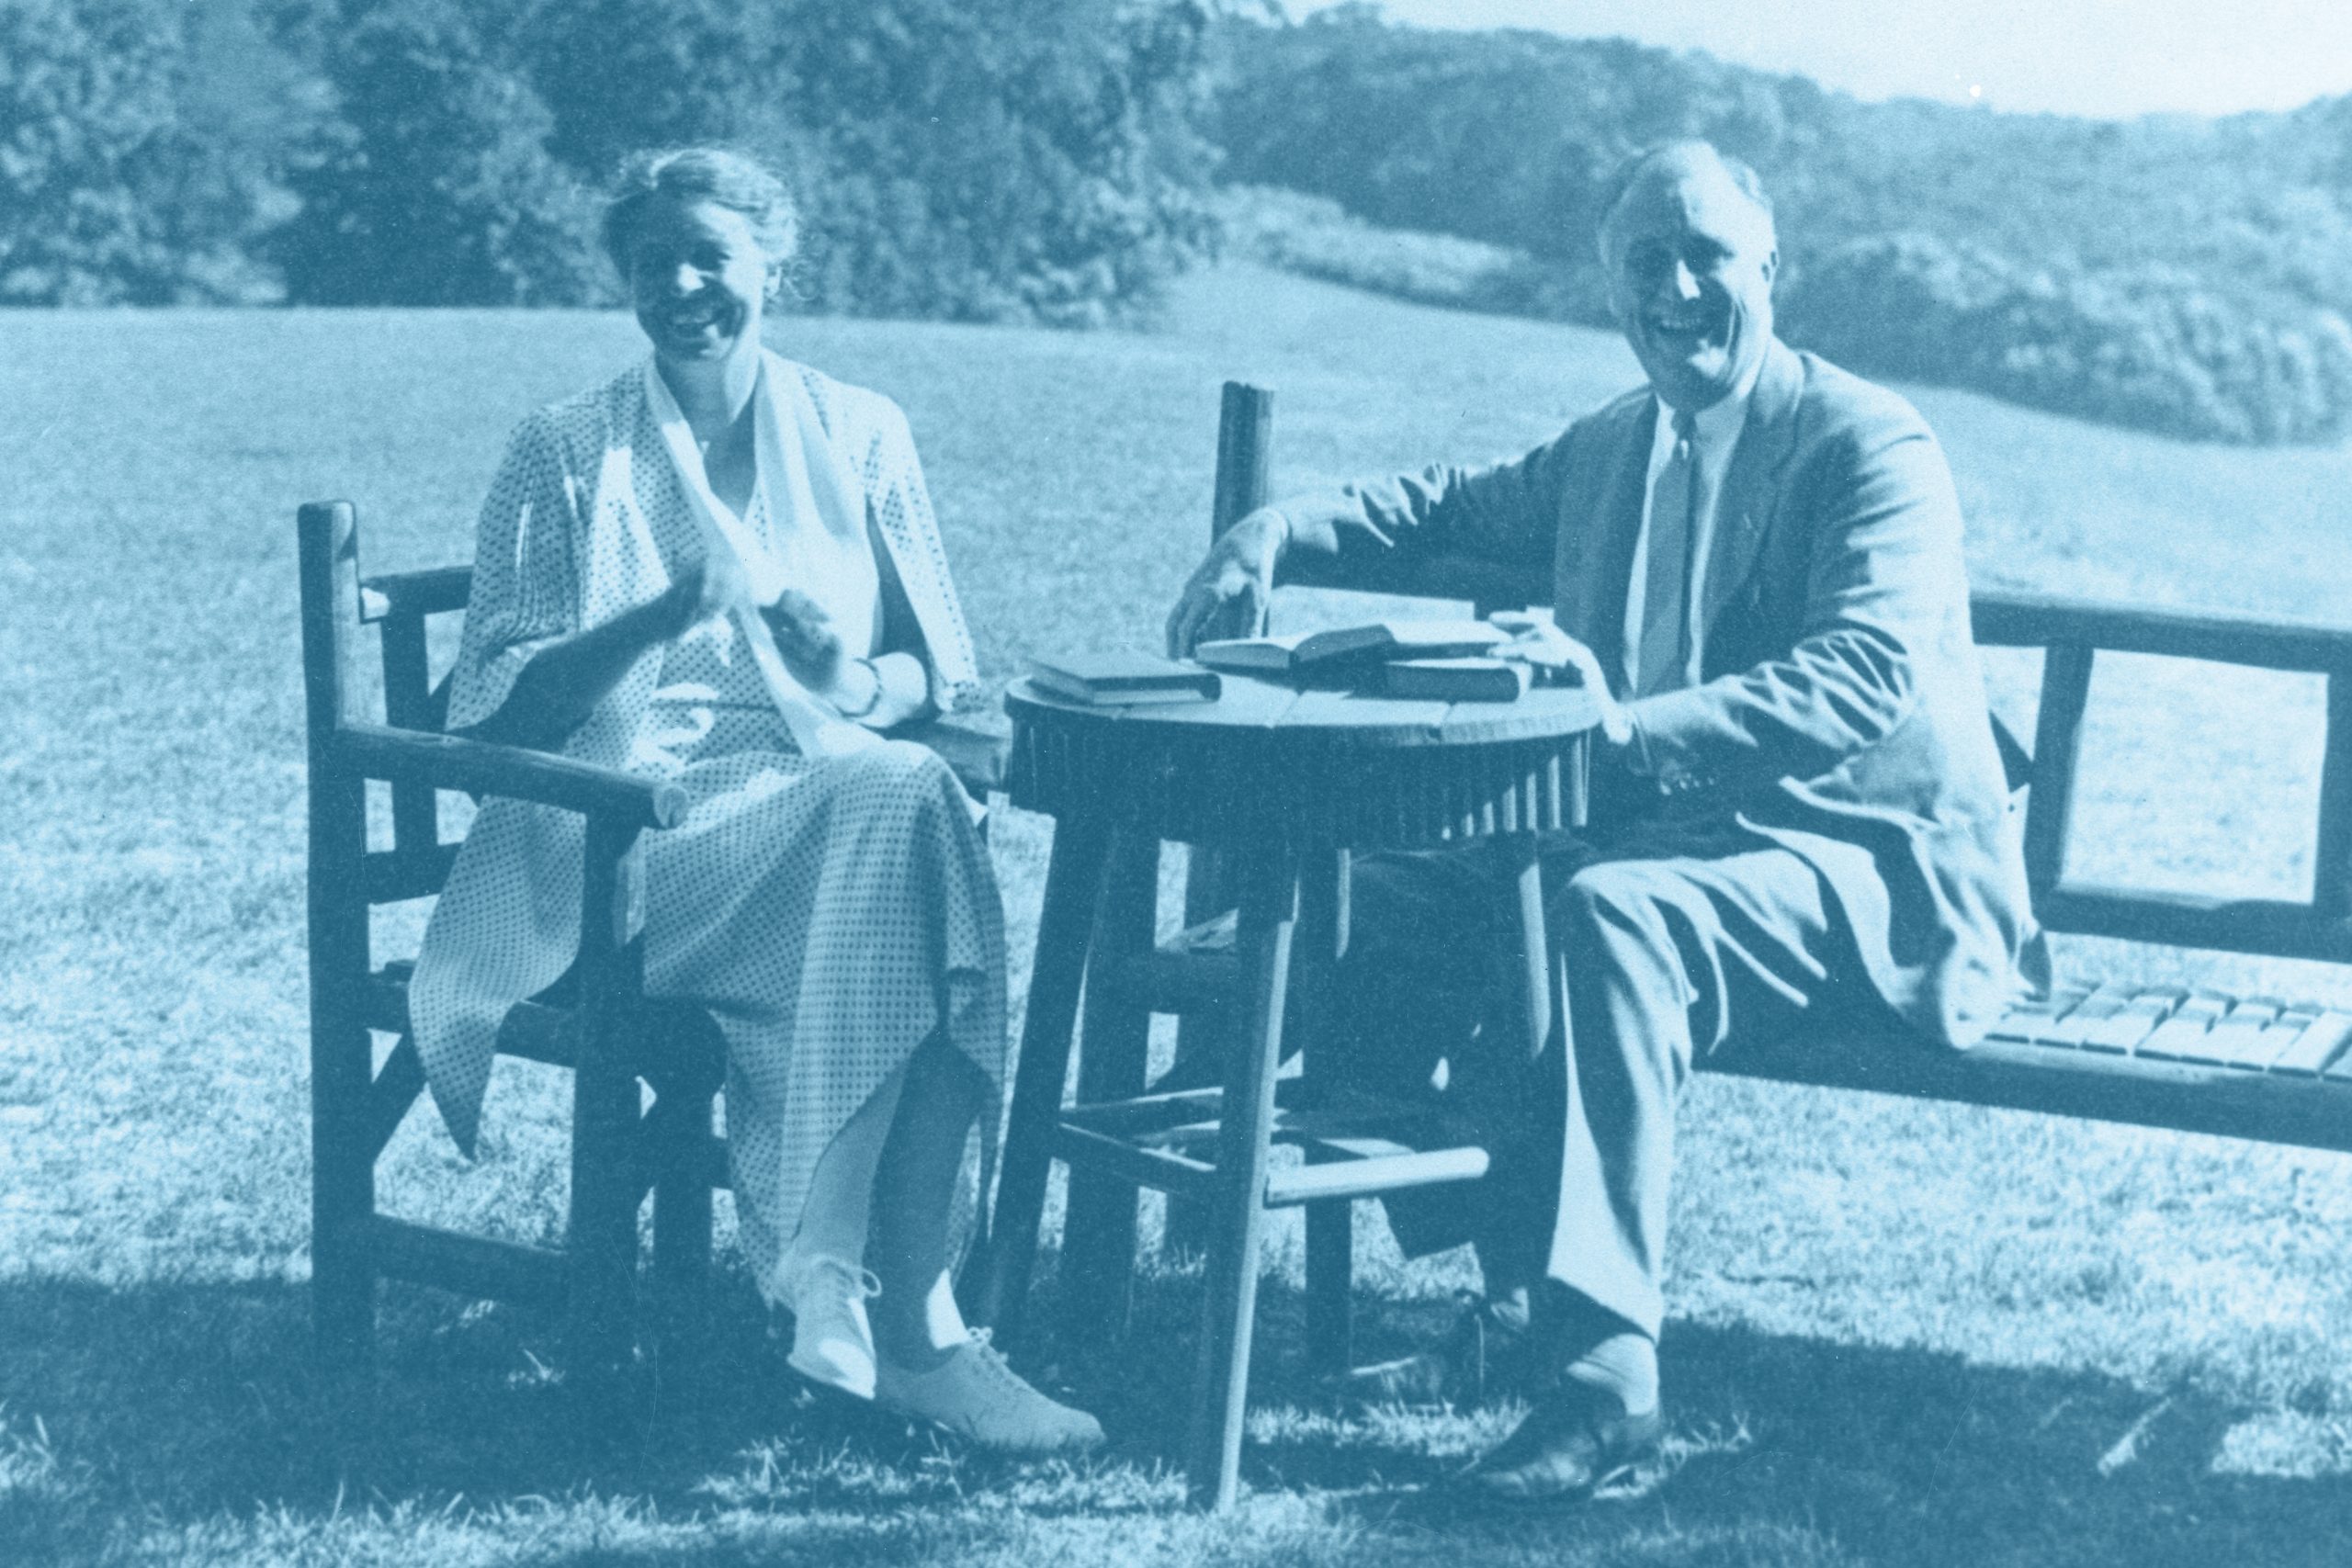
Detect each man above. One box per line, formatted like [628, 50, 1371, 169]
[1165, 141, 2031, 1500]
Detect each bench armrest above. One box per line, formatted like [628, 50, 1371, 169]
[334, 722, 685, 830]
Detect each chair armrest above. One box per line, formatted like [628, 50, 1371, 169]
[897, 710, 1012, 797]
[334, 722, 684, 830]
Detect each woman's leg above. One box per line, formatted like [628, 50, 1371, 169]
[864, 1032, 990, 1369]
[774, 1066, 904, 1284]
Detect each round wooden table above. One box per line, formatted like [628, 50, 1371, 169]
[976, 671, 1600, 1509]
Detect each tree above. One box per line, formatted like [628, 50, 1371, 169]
[0, 0, 275, 303]
[274, 0, 600, 305]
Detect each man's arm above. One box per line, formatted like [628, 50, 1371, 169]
[1166, 434, 1574, 655]
[1624, 408, 1963, 794]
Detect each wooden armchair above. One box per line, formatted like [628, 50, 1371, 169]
[297, 500, 1004, 1382]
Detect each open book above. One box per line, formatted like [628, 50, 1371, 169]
[1193, 618, 1509, 677]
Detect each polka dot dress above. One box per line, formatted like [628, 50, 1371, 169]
[408, 355, 1001, 1299]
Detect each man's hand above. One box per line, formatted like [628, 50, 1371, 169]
[1490, 610, 1634, 747]
[1166, 507, 1289, 657]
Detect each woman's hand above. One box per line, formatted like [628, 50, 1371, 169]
[1490, 610, 1634, 746]
[660, 551, 759, 640]
[764, 589, 848, 695]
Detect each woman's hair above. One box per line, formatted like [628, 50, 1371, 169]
[600, 146, 801, 278]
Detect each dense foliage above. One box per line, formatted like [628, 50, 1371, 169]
[1215, 6, 2352, 444]
[0, 0, 287, 302]
[12, 0, 2352, 440]
[271, 3, 600, 306]
[2, 0, 1216, 321]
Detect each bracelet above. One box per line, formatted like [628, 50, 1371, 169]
[834, 657, 885, 720]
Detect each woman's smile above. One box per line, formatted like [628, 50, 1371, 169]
[628, 195, 773, 366]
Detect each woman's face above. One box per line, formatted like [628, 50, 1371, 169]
[626, 195, 775, 366]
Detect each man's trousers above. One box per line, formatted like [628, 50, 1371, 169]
[1330, 815, 1895, 1338]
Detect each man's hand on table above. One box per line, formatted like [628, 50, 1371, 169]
[1166, 506, 1289, 657]
[1491, 610, 1634, 747]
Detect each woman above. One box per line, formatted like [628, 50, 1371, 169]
[407, 146, 1099, 1452]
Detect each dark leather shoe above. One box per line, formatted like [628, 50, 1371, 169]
[1340, 1292, 1541, 1408]
[1460, 1381, 1664, 1501]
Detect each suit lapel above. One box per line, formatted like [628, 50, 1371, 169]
[1698, 339, 1804, 653]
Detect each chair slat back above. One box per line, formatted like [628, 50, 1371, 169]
[298, 501, 476, 914]
[298, 502, 366, 750]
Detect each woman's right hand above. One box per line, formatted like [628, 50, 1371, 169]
[659, 550, 758, 641]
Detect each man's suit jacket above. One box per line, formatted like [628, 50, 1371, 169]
[1283, 338, 2031, 1047]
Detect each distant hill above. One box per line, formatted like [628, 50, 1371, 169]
[1211, 8, 2352, 445]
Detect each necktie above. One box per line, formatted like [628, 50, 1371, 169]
[1634, 410, 1697, 698]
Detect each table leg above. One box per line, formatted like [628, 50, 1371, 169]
[1501, 832, 1556, 1060]
[1186, 842, 1297, 1511]
[968, 811, 1113, 1355]
[1296, 847, 1353, 1381]
[1057, 830, 1160, 1361]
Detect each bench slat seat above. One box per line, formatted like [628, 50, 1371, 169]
[1150, 916, 2352, 1156]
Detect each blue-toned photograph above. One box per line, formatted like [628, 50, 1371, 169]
[5, 1, 2351, 1562]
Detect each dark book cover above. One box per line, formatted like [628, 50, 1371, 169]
[1028, 653, 1221, 704]
[1380, 656, 1533, 702]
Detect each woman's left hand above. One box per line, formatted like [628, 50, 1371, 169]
[763, 590, 845, 694]
[1490, 611, 1634, 746]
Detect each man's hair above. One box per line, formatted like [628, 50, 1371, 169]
[601, 145, 800, 281]
[1594, 140, 1774, 254]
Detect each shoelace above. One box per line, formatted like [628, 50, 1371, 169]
[785, 1254, 881, 1311]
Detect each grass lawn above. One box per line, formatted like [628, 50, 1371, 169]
[3, 264, 2351, 1565]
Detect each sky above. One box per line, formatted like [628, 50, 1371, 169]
[1285, 1, 2352, 119]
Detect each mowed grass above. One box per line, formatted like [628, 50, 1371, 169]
[4, 263, 2352, 1564]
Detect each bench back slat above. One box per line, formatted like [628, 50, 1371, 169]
[2312, 672, 2352, 922]
[2020, 641, 2093, 902]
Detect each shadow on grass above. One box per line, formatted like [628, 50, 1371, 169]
[2, 1267, 2347, 1567]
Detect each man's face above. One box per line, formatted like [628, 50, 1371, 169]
[1600, 155, 1779, 412]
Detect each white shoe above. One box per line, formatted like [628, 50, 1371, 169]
[775, 1254, 881, 1400]
[875, 1331, 1105, 1453]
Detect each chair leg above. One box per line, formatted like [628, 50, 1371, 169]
[650, 1086, 717, 1393]
[311, 1021, 378, 1379]
[566, 1046, 644, 1383]
[1058, 833, 1159, 1364]
[1186, 847, 1296, 1512]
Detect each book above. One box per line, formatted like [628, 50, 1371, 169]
[1027, 653, 1221, 705]
[1380, 656, 1534, 703]
[1193, 618, 1509, 676]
